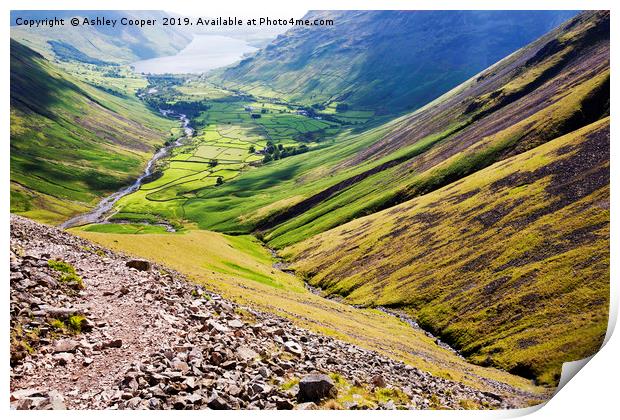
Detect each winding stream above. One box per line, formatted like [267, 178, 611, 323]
[269, 249, 463, 357]
[60, 112, 193, 229]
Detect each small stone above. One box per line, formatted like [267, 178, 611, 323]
[126, 259, 151, 271]
[284, 341, 303, 356]
[207, 320, 230, 334]
[172, 397, 186, 409]
[298, 373, 337, 402]
[371, 374, 386, 388]
[186, 393, 202, 405]
[104, 339, 123, 349]
[53, 339, 79, 353]
[236, 346, 258, 361]
[11, 388, 45, 401]
[383, 400, 396, 410]
[207, 392, 229, 409]
[79, 317, 95, 332]
[53, 352, 75, 366]
[228, 319, 244, 328]
[172, 359, 190, 373]
[47, 390, 67, 410]
[221, 360, 237, 370]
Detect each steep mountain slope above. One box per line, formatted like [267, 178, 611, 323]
[10, 11, 190, 64]
[177, 11, 608, 252]
[10, 40, 176, 224]
[213, 10, 577, 113]
[285, 118, 609, 386]
[282, 13, 610, 385]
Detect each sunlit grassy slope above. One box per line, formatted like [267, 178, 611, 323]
[285, 118, 609, 386]
[74, 227, 545, 401]
[10, 40, 177, 224]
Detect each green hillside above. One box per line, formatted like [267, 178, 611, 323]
[280, 11, 610, 385]
[213, 10, 577, 113]
[10, 39, 177, 224]
[285, 117, 609, 386]
[9, 9, 609, 395]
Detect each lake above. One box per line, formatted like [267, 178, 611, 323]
[131, 34, 258, 74]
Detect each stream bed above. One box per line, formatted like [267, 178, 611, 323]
[60, 111, 193, 229]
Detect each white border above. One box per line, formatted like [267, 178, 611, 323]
[3, 1, 617, 419]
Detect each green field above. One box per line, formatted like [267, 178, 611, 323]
[110, 80, 352, 224]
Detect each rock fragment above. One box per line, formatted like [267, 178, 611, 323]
[298, 373, 337, 402]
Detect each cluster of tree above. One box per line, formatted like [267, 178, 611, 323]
[140, 95, 210, 119]
[90, 84, 126, 98]
[102, 68, 122, 78]
[146, 75, 185, 87]
[262, 141, 309, 163]
[165, 100, 211, 118]
[301, 107, 317, 117]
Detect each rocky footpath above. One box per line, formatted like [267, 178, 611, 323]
[10, 215, 517, 410]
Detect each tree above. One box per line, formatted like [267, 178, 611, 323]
[248, 145, 256, 153]
[216, 176, 223, 186]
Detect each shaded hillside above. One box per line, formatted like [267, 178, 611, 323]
[10, 40, 176, 224]
[10, 10, 190, 64]
[285, 118, 609, 386]
[214, 10, 577, 113]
